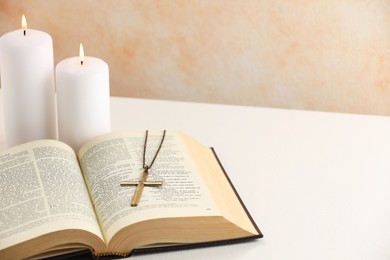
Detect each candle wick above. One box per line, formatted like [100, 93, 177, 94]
[23, 29, 26, 36]
[81, 60, 84, 65]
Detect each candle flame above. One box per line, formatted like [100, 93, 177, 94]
[22, 14, 27, 29]
[79, 43, 84, 65]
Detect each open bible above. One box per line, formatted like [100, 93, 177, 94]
[0, 131, 262, 259]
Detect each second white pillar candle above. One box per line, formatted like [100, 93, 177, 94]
[56, 48, 111, 151]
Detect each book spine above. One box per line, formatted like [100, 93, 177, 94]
[92, 251, 130, 258]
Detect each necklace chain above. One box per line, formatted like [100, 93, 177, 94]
[142, 130, 166, 171]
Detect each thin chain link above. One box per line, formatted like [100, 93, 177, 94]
[142, 130, 166, 171]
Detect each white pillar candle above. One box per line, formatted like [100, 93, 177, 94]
[0, 15, 57, 147]
[56, 44, 111, 151]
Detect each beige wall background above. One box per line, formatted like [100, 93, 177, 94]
[1, 0, 390, 115]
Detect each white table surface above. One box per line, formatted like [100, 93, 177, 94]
[112, 97, 390, 260]
[2, 95, 390, 259]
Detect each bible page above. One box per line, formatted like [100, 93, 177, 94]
[0, 140, 104, 251]
[78, 131, 220, 243]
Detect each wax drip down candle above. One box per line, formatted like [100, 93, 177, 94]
[0, 15, 57, 147]
[56, 43, 111, 151]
